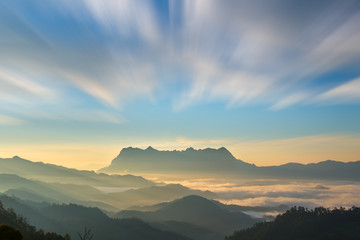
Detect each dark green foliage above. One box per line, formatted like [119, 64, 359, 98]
[151, 221, 224, 240]
[0, 201, 70, 240]
[226, 206, 360, 240]
[0, 224, 23, 240]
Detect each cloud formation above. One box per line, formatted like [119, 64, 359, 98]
[1, 0, 360, 119]
[0, 114, 26, 125]
[165, 177, 360, 209]
[318, 77, 360, 103]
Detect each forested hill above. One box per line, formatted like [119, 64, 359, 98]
[0, 201, 70, 240]
[226, 206, 360, 240]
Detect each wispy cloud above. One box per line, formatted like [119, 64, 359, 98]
[82, 0, 160, 43]
[169, 0, 360, 110]
[317, 77, 360, 103]
[0, 68, 56, 104]
[0, 0, 359, 122]
[0, 114, 26, 125]
[270, 92, 310, 110]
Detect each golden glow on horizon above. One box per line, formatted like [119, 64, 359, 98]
[0, 134, 359, 170]
[228, 134, 360, 166]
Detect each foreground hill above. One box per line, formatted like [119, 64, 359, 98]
[0, 196, 191, 240]
[0, 199, 70, 240]
[100, 146, 360, 180]
[115, 195, 260, 240]
[0, 156, 153, 188]
[226, 206, 360, 240]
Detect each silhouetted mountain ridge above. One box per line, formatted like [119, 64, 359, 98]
[101, 146, 252, 174]
[0, 196, 191, 240]
[115, 195, 260, 239]
[0, 156, 154, 187]
[101, 146, 360, 180]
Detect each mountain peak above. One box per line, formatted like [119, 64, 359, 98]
[107, 146, 245, 174]
[217, 147, 230, 153]
[145, 146, 157, 151]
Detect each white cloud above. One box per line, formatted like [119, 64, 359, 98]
[270, 92, 310, 110]
[0, 114, 26, 125]
[83, 0, 160, 43]
[1, 0, 360, 115]
[217, 183, 360, 209]
[318, 77, 360, 103]
[0, 68, 55, 103]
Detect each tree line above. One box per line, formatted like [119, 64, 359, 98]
[226, 206, 360, 240]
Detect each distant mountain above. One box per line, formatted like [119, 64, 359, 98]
[128, 199, 289, 214]
[0, 156, 154, 188]
[100, 146, 360, 180]
[0, 173, 216, 211]
[105, 184, 217, 210]
[100, 146, 253, 175]
[115, 195, 260, 239]
[5, 188, 58, 203]
[226, 206, 360, 240]
[0, 174, 80, 204]
[0, 196, 191, 240]
[0, 173, 121, 212]
[261, 160, 360, 180]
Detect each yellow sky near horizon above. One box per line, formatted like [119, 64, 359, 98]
[0, 134, 359, 171]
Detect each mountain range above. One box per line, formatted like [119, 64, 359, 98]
[0, 195, 190, 240]
[115, 195, 260, 240]
[1, 148, 359, 240]
[0, 156, 153, 187]
[0, 173, 215, 211]
[0, 155, 217, 211]
[100, 146, 360, 180]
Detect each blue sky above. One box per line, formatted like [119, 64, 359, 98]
[0, 0, 360, 169]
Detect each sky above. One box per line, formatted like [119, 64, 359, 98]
[0, 0, 360, 169]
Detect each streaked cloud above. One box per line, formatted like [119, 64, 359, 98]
[318, 77, 360, 103]
[270, 92, 310, 110]
[82, 0, 160, 43]
[1, 0, 359, 115]
[0, 68, 56, 104]
[0, 0, 359, 165]
[0, 114, 26, 125]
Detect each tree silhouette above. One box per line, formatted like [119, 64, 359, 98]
[78, 227, 93, 240]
